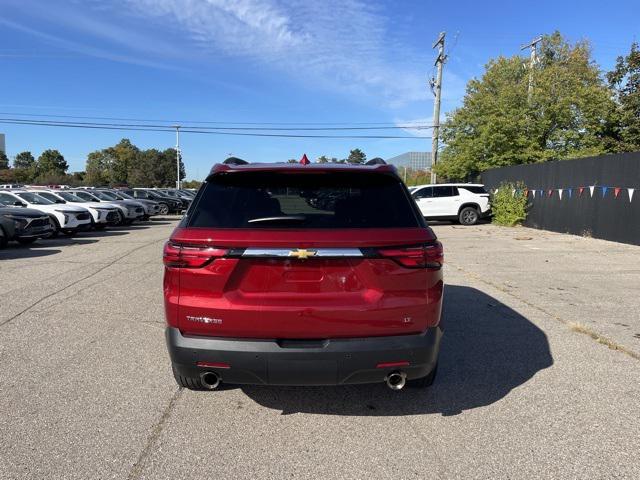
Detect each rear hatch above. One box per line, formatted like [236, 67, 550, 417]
[165, 169, 443, 339]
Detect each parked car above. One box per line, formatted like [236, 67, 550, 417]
[70, 190, 143, 225]
[0, 198, 53, 247]
[412, 183, 491, 225]
[105, 190, 161, 219]
[154, 188, 192, 209]
[164, 158, 444, 391]
[33, 190, 121, 229]
[132, 189, 182, 214]
[0, 191, 92, 236]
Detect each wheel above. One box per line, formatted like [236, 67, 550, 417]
[159, 204, 169, 215]
[122, 219, 134, 226]
[17, 237, 38, 245]
[458, 207, 479, 226]
[48, 216, 60, 238]
[172, 364, 206, 390]
[0, 227, 7, 249]
[407, 362, 438, 388]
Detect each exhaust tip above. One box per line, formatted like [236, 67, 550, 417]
[385, 371, 407, 391]
[200, 371, 221, 390]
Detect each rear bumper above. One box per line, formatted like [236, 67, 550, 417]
[167, 326, 442, 386]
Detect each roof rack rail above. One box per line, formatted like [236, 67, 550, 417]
[223, 157, 249, 165]
[365, 157, 386, 165]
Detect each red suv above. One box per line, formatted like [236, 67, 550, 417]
[164, 158, 444, 391]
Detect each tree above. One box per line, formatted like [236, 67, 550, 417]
[85, 150, 111, 186]
[608, 42, 640, 151]
[37, 149, 68, 175]
[0, 151, 9, 169]
[347, 148, 366, 164]
[316, 155, 330, 163]
[14, 151, 35, 169]
[435, 32, 617, 180]
[182, 180, 202, 189]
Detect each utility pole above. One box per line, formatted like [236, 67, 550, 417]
[174, 125, 181, 189]
[521, 36, 542, 103]
[430, 32, 446, 185]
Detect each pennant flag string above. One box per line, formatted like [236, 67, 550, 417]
[629, 188, 635, 202]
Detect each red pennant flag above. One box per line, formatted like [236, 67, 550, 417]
[299, 154, 310, 165]
[548, 189, 553, 197]
[578, 187, 585, 196]
[614, 187, 621, 198]
[524, 189, 528, 197]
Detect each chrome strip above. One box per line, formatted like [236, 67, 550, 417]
[242, 248, 362, 257]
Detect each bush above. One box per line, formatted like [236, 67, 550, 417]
[491, 182, 529, 226]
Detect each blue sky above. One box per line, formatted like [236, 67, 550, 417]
[1, 0, 638, 179]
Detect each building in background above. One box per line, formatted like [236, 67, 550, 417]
[385, 151, 432, 171]
[0, 134, 5, 154]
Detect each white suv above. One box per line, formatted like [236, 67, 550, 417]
[412, 183, 491, 225]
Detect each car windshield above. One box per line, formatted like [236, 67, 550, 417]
[35, 192, 65, 203]
[93, 191, 116, 201]
[188, 171, 421, 229]
[16, 192, 54, 205]
[117, 191, 134, 199]
[57, 192, 85, 203]
[73, 191, 100, 202]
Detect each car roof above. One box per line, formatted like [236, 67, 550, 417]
[207, 162, 397, 178]
[413, 183, 484, 188]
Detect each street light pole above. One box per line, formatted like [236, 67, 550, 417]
[430, 32, 446, 185]
[174, 125, 181, 189]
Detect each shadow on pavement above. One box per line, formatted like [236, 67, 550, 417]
[238, 284, 553, 416]
[0, 246, 63, 260]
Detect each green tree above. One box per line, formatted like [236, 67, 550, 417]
[14, 151, 35, 169]
[85, 150, 111, 186]
[435, 32, 617, 180]
[37, 149, 68, 175]
[0, 151, 9, 169]
[316, 155, 330, 163]
[608, 42, 640, 151]
[182, 180, 202, 189]
[346, 148, 366, 164]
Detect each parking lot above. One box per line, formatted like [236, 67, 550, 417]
[1, 219, 639, 479]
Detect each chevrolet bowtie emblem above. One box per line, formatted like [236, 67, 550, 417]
[288, 249, 317, 260]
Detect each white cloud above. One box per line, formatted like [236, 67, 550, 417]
[115, 0, 431, 106]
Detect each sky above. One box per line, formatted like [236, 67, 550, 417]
[0, 0, 638, 180]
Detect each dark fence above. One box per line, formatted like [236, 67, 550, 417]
[481, 152, 640, 245]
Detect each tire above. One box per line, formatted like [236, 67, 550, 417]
[94, 224, 107, 230]
[62, 230, 77, 237]
[17, 237, 38, 245]
[159, 204, 169, 215]
[407, 362, 438, 389]
[172, 364, 206, 390]
[458, 206, 479, 226]
[48, 216, 60, 238]
[122, 219, 134, 226]
[0, 227, 7, 249]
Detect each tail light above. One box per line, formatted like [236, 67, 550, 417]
[377, 241, 443, 269]
[163, 241, 228, 268]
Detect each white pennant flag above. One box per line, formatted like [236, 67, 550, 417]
[511, 189, 516, 197]
[494, 188, 499, 194]
[629, 188, 635, 202]
[558, 189, 563, 200]
[589, 186, 595, 197]
[532, 190, 536, 198]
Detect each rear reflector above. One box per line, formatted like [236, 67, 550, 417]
[163, 241, 228, 268]
[376, 361, 410, 369]
[376, 241, 443, 269]
[196, 361, 231, 369]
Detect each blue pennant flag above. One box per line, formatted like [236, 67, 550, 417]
[567, 188, 572, 198]
[602, 186, 608, 198]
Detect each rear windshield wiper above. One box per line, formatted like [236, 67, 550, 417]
[247, 215, 306, 224]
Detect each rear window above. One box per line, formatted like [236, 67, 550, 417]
[460, 185, 487, 194]
[188, 171, 421, 229]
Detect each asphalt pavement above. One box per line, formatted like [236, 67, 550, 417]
[0, 219, 638, 479]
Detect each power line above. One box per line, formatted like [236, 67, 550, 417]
[0, 111, 432, 128]
[0, 118, 430, 139]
